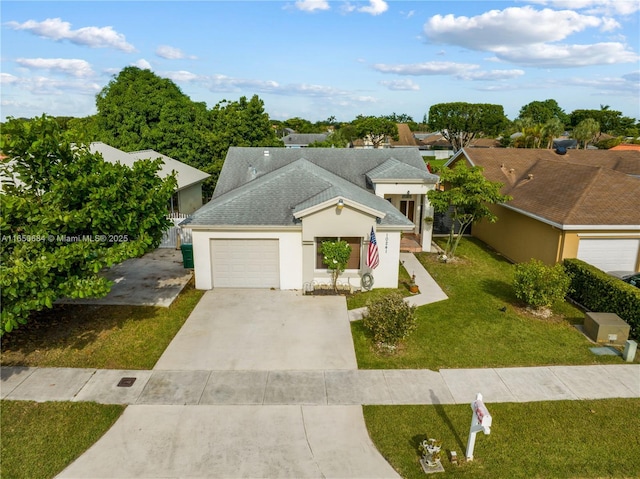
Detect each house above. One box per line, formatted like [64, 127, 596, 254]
[181, 147, 439, 290]
[281, 133, 329, 148]
[90, 142, 210, 214]
[446, 148, 640, 272]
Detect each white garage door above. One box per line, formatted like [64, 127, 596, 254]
[211, 239, 280, 288]
[577, 238, 640, 272]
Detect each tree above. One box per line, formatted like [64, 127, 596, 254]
[568, 107, 635, 136]
[518, 99, 568, 125]
[427, 102, 508, 152]
[0, 115, 176, 335]
[321, 240, 352, 292]
[308, 130, 350, 148]
[573, 118, 600, 148]
[352, 115, 398, 148]
[542, 117, 565, 149]
[427, 162, 511, 258]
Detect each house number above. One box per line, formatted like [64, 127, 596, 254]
[385, 234, 388, 252]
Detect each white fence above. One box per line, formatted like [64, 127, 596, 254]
[160, 213, 192, 248]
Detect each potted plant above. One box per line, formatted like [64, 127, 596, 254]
[409, 274, 419, 294]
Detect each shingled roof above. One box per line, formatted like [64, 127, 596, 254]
[453, 148, 640, 229]
[184, 147, 435, 228]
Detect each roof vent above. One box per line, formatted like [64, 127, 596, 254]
[555, 146, 567, 155]
[264, 150, 270, 157]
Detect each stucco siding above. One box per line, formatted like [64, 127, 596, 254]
[473, 204, 562, 265]
[191, 230, 302, 290]
[301, 205, 400, 288]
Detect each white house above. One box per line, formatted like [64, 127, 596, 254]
[182, 147, 438, 290]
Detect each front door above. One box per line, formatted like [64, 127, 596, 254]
[400, 200, 415, 223]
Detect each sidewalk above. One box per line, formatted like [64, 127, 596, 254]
[3, 364, 638, 405]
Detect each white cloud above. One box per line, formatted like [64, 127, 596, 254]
[16, 58, 94, 78]
[529, 1, 640, 16]
[423, 6, 637, 69]
[1, 73, 19, 85]
[165, 70, 200, 82]
[379, 79, 420, 91]
[495, 42, 639, 67]
[294, 0, 330, 12]
[358, 0, 388, 16]
[373, 61, 524, 81]
[2, 75, 101, 95]
[7, 18, 135, 52]
[134, 59, 152, 70]
[156, 45, 196, 60]
[425, 7, 605, 50]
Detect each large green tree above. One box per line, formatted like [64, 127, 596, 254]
[428, 102, 508, 152]
[573, 118, 601, 148]
[95, 66, 214, 168]
[518, 99, 568, 125]
[427, 162, 511, 259]
[352, 115, 398, 148]
[568, 107, 637, 136]
[0, 116, 176, 335]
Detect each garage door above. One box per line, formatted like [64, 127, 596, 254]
[577, 238, 640, 272]
[211, 239, 280, 288]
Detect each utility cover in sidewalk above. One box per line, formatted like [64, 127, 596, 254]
[117, 377, 137, 387]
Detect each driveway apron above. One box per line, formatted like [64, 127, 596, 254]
[57, 290, 399, 479]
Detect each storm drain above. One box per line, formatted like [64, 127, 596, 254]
[117, 377, 137, 387]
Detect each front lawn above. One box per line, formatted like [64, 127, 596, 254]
[0, 278, 204, 370]
[352, 238, 631, 369]
[364, 398, 640, 479]
[0, 400, 125, 479]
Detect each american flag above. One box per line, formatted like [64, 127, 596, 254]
[366, 226, 379, 269]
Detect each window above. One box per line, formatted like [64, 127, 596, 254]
[316, 237, 361, 270]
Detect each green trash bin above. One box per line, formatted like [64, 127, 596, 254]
[180, 244, 194, 268]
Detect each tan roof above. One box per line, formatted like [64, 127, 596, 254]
[454, 148, 640, 228]
[390, 123, 418, 147]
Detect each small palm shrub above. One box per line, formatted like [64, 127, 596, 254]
[363, 292, 417, 347]
[513, 259, 571, 310]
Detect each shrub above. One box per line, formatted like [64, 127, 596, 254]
[564, 258, 640, 340]
[321, 240, 351, 291]
[513, 259, 571, 310]
[363, 292, 417, 347]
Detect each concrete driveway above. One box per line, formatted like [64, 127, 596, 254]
[154, 289, 358, 370]
[57, 248, 192, 308]
[58, 289, 398, 478]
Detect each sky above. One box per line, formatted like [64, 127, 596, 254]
[1, 0, 639, 124]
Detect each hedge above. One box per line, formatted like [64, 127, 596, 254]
[563, 258, 640, 340]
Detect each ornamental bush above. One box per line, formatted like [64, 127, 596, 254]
[513, 259, 571, 310]
[363, 292, 417, 347]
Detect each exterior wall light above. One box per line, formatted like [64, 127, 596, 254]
[337, 199, 344, 210]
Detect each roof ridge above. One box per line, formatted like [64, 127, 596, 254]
[563, 166, 603, 223]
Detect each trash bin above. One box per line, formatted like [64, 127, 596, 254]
[180, 244, 194, 268]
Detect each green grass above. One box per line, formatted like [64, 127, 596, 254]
[364, 398, 640, 479]
[0, 278, 204, 369]
[0, 400, 125, 479]
[347, 262, 413, 310]
[352, 238, 634, 369]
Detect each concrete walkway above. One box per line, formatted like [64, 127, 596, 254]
[349, 252, 448, 321]
[3, 364, 638, 405]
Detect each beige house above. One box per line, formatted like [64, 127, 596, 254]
[446, 148, 640, 272]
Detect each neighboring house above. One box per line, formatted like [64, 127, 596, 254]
[390, 123, 419, 148]
[181, 147, 439, 290]
[281, 133, 329, 148]
[90, 142, 210, 214]
[610, 144, 640, 152]
[446, 148, 640, 272]
[414, 132, 455, 160]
